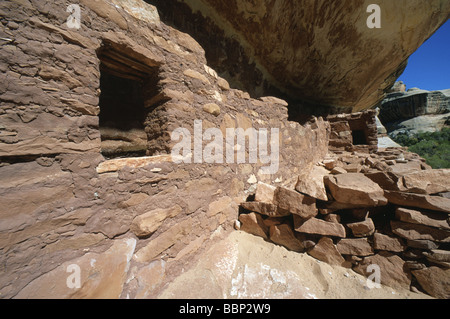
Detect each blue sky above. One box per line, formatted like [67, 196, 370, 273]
[397, 19, 450, 91]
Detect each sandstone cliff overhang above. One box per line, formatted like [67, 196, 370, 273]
[147, 0, 450, 113]
[1, 0, 449, 300]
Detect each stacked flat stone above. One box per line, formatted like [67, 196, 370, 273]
[239, 149, 450, 298]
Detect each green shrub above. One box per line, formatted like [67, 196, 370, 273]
[391, 128, 450, 169]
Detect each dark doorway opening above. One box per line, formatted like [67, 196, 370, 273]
[352, 129, 368, 145]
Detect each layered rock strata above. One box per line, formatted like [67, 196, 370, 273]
[0, 0, 330, 298]
[378, 87, 450, 137]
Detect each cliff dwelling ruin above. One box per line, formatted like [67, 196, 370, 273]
[0, 0, 449, 300]
[327, 110, 379, 154]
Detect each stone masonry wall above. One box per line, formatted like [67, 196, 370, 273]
[238, 147, 450, 298]
[0, 0, 329, 298]
[327, 110, 378, 154]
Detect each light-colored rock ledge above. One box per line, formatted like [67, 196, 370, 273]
[96, 155, 177, 174]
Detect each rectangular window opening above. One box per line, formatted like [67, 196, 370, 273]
[97, 43, 160, 159]
[351, 129, 368, 145]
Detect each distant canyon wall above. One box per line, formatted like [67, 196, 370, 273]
[378, 87, 450, 136]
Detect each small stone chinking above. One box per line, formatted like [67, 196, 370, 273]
[238, 147, 450, 299]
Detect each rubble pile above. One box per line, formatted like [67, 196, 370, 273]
[239, 148, 450, 299]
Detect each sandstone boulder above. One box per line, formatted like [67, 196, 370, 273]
[364, 171, 404, 191]
[412, 267, 450, 299]
[390, 161, 425, 176]
[202, 103, 221, 116]
[324, 173, 388, 207]
[119, 193, 150, 208]
[274, 187, 317, 219]
[322, 159, 337, 170]
[322, 201, 369, 211]
[240, 202, 288, 217]
[391, 221, 450, 243]
[307, 237, 345, 266]
[402, 169, 450, 195]
[269, 224, 304, 252]
[373, 232, 405, 252]
[184, 69, 210, 84]
[96, 155, 173, 174]
[343, 163, 362, 173]
[385, 191, 450, 213]
[423, 249, 450, 268]
[347, 218, 375, 237]
[294, 216, 346, 238]
[336, 238, 374, 256]
[130, 205, 183, 238]
[330, 167, 347, 175]
[425, 249, 450, 263]
[254, 181, 276, 203]
[239, 213, 269, 240]
[354, 252, 412, 290]
[395, 207, 450, 230]
[406, 239, 439, 250]
[295, 165, 329, 201]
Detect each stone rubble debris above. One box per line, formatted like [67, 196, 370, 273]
[239, 147, 450, 299]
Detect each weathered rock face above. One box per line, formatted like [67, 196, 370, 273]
[157, 231, 430, 299]
[0, 0, 331, 299]
[376, 110, 402, 148]
[148, 0, 450, 113]
[380, 88, 450, 122]
[412, 267, 450, 299]
[15, 238, 137, 299]
[378, 87, 450, 137]
[1, 0, 449, 300]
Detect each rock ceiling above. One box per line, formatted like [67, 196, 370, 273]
[149, 0, 450, 113]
